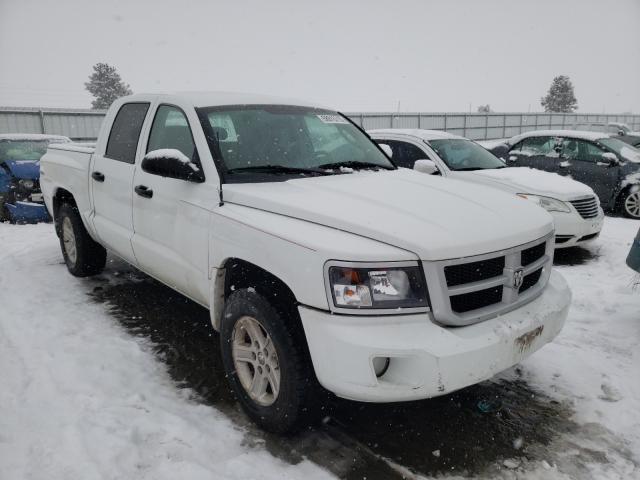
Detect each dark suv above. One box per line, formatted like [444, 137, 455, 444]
[489, 130, 640, 219]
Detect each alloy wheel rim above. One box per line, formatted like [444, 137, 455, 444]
[232, 316, 280, 406]
[62, 217, 77, 265]
[625, 192, 640, 218]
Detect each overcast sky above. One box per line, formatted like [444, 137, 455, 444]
[1, 0, 639, 113]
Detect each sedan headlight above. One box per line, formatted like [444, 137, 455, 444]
[517, 194, 571, 213]
[326, 262, 429, 311]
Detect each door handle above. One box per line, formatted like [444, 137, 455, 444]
[91, 171, 105, 182]
[135, 185, 153, 198]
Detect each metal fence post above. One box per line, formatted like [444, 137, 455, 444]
[38, 110, 46, 134]
[502, 114, 506, 138]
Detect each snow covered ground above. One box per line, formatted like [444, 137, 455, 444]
[1, 218, 639, 479]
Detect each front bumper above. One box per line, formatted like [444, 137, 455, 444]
[299, 270, 570, 402]
[5, 201, 50, 223]
[552, 208, 604, 248]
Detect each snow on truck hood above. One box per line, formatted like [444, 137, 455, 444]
[463, 167, 595, 200]
[222, 169, 553, 261]
[2, 160, 40, 180]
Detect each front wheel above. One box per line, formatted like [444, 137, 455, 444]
[56, 203, 107, 276]
[220, 289, 319, 433]
[620, 186, 640, 219]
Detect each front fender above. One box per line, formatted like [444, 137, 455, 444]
[209, 203, 418, 312]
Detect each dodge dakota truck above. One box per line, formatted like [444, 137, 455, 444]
[41, 93, 571, 433]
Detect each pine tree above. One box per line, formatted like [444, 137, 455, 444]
[84, 63, 133, 109]
[540, 75, 578, 113]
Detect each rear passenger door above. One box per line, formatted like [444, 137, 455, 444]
[91, 102, 150, 264]
[508, 136, 558, 172]
[131, 104, 211, 305]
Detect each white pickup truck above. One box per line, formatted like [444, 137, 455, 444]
[41, 93, 571, 433]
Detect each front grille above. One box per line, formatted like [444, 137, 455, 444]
[519, 268, 542, 293]
[570, 196, 599, 219]
[444, 256, 505, 287]
[521, 242, 545, 266]
[425, 235, 553, 326]
[450, 286, 502, 313]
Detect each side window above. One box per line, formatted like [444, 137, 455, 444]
[513, 136, 557, 157]
[147, 105, 199, 163]
[377, 140, 427, 169]
[562, 139, 605, 163]
[105, 103, 150, 163]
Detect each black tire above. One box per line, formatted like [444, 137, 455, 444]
[220, 289, 320, 433]
[618, 186, 640, 219]
[56, 203, 107, 276]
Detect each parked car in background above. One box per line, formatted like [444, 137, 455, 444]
[40, 92, 571, 433]
[370, 129, 604, 248]
[605, 122, 640, 148]
[627, 227, 640, 274]
[0, 134, 71, 222]
[487, 130, 640, 219]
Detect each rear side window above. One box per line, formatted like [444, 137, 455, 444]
[376, 140, 427, 168]
[512, 136, 557, 156]
[105, 103, 150, 163]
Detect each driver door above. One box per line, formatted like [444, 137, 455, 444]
[559, 138, 620, 204]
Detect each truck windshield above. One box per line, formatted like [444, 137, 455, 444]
[196, 105, 394, 181]
[0, 140, 49, 162]
[429, 139, 507, 171]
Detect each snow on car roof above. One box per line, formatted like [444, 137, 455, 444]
[125, 92, 328, 109]
[368, 129, 464, 141]
[0, 134, 71, 142]
[506, 129, 610, 145]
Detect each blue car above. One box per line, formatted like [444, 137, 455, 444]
[0, 134, 71, 223]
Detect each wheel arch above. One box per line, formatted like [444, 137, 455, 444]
[211, 257, 300, 332]
[52, 187, 77, 236]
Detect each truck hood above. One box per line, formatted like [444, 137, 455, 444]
[3, 160, 40, 180]
[454, 167, 594, 200]
[222, 169, 553, 261]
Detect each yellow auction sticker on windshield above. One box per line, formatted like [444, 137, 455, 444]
[317, 114, 349, 124]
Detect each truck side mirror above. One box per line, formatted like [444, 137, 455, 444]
[378, 143, 393, 158]
[142, 149, 205, 183]
[414, 159, 439, 175]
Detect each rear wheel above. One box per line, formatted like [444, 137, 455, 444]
[56, 203, 107, 276]
[620, 186, 640, 219]
[220, 289, 320, 433]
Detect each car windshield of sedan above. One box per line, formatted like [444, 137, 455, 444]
[429, 139, 507, 171]
[599, 137, 640, 162]
[196, 105, 394, 180]
[0, 140, 49, 163]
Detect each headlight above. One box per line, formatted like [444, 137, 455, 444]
[517, 194, 571, 213]
[326, 262, 429, 312]
[18, 179, 35, 190]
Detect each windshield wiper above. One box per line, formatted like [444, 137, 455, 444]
[226, 165, 331, 176]
[316, 160, 394, 170]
